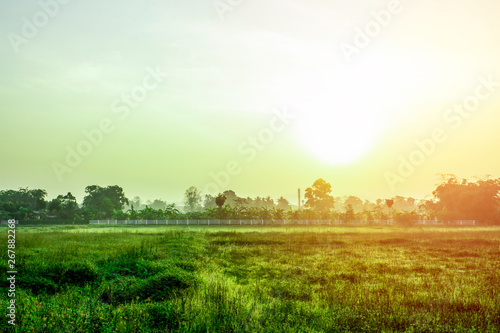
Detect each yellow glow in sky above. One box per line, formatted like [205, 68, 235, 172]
[1, 0, 500, 203]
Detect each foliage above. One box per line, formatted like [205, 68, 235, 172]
[203, 194, 217, 210]
[0, 188, 48, 220]
[385, 199, 394, 209]
[432, 175, 500, 223]
[83, 185, 129, 219]
[215, 193, 227, 208]
[304, 178, 335, 211]
[184, 186, 202, 212]
[276, 196, 290, 210]
[2, 175, 500, 224]
[48, 192, 81, 220]
[393, 210, 420, 225]
[344, 204, 355, 222]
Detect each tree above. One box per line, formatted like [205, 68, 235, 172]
[48, 192, 81, 220]
[385, 199, 394, 219]
[304, 178, 334, 211]
[393, 210, 420, 225]
[147, 199, 167, 210]
[344, 196, 364, 212]
[234, 197, 250, 207]
[385, 199, 394, 209]
[222, 190, 238, 206]
[204, 194, 217, 210]
[83, 185, 129, 219]
[215, 193, 227, 208]
[127, 196, 145, 211]
[184, 186, 202, 212]
[432, 175, 500, 223]
[0, 188, 48, 220]
[277, 196, 290, 210]
[344, 204, 355, 222]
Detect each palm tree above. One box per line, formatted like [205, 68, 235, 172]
[385, 199, 394, 221]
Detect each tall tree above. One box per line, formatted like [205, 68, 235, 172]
[222, 190, 238, 206]
[83, 185, 129, 219]
[344, 204, 355, 222]
[48, 192, 81, 220]
[262, 196, 275, 209]
[385, 199, 394, 220]
[277, 196, 290, 210]
[127, 196, 144, 210]
[0, 188, 48, 220]
[204, 194, 217, 210]
[184, 186, 202, 212]
[344, 196, 364, 212]
[215, 193, 227, 208]
[147, 199, 167, 210]
[304, 178, 334, 211]
[432, 175, 500, 223]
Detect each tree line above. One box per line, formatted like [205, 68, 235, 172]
[1, 175, 499, 224]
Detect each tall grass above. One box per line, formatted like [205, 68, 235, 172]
[1, 225, 499, 332]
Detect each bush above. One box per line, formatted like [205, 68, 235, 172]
[146, 302, 182, 331]
[18, 261, 98, 295]
[101, 269, 197, 305]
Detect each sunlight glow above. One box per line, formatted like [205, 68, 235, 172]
[288, 51, 471, 165]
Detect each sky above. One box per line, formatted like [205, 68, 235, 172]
[1, 0, 500, 205]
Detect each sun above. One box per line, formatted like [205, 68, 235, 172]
[285, 52, 440, 165]
[299, 110, 378, 165]
[296, 93, 383, 165]
[290, 64, 389, 165]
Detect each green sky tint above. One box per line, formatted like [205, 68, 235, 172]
[1, 0, 500, 204]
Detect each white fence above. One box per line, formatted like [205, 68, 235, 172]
[450, 220, 477, 225]
[89, 219, 481, 226]
[89, 219, 394, 226]
[413, 220, 477, 225]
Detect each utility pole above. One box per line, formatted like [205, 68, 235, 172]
[298, 188, 301, 208]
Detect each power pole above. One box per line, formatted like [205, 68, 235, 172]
[298, 188, 301, 208]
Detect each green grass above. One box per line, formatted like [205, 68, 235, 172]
[1, 225, 500, 332]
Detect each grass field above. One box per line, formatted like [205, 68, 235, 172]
[1, 225, 500, 332]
